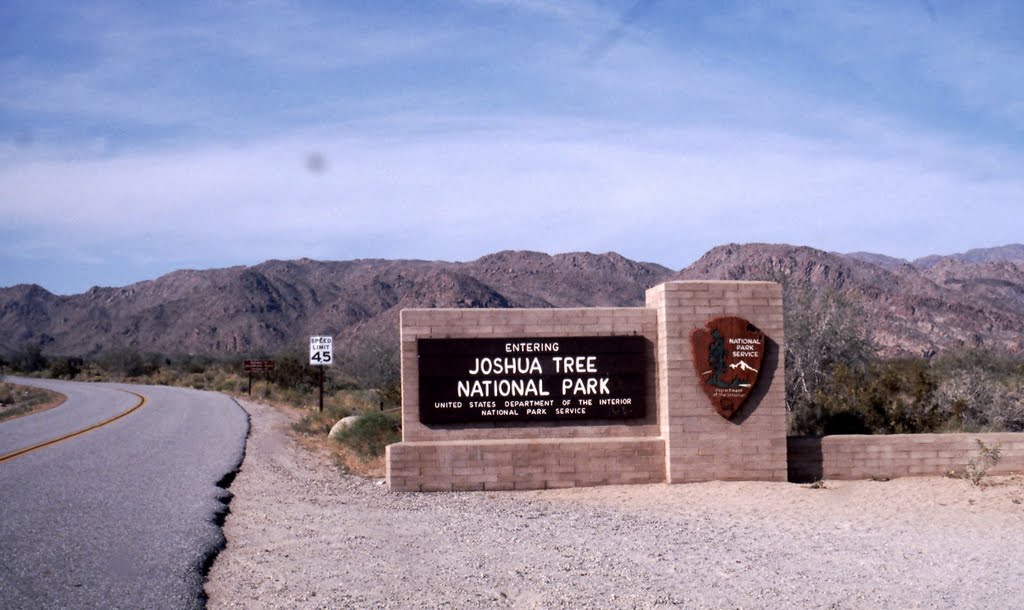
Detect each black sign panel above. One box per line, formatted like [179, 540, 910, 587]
[418, 336, 647, 424]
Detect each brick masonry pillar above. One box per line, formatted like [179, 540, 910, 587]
[646, 281, 787, 482]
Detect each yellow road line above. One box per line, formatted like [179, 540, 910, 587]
[0, 390, 147, 464]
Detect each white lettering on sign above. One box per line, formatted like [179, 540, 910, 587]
[561, 377, 611, 395]
[309, 335, 334, 366]
[556, 407, 587, 415]
[504, 341, 560, 353]
[467, 357, 543, 375]
[551, 356, 597, 373]
[457, 378, 551, 398]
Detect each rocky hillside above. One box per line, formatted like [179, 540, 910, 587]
[0, 252, 672, 359]
[678, 244, 1024, 356]
[1, 245, 1021, 360]
[913, 244, 1024, 269]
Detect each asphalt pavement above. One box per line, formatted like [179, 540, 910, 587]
[0, 377, 140, 457]
[0, 378, 249, 609]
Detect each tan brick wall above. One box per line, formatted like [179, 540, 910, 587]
[788, 433, 1024, 482]
[646, 281, 788, 483]
[387, 437, 666, 492]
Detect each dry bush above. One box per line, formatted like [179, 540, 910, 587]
[935, 359, 1024, 432]
[966, 439, 1002, 486]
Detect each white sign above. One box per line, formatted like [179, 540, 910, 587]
[309, 336, 333, 366]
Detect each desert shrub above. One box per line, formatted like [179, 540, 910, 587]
[9, 343, 47, 373]
[332, 410, 401, 458]
[343, 341, 401, 405]
[780, 279, 1024, 435]
[934, 363, 1024, 432]
[98, 348, 160, 378]
[965, 439, 1002, 485]
[184, 372, 209, 389]
[783, 283, 877, 434]
[48, 356, 84, 379]
[292, 402, 354, 437]
[211, 371, 244, 393]
[790, 344, 1024, 436]
[271, 355, 322, 392]
[793, 360, 938, 435]
[853, 360, 941, 434]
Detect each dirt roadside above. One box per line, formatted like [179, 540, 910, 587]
[0, 380, 66, 423]
[205, 398, 1024, 609]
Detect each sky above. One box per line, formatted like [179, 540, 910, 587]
[1, 0, 1022, 295]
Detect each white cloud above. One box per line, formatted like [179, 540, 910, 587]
[3, 2, 1023, 293]
[2, 114, 1021, 275]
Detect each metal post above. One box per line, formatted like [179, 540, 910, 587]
[318, 365, 324, 412]
[248, 372, 252, 396]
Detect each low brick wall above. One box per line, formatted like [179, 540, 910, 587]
[788, 433, 1024, 483]
[387, 437, 665, 492]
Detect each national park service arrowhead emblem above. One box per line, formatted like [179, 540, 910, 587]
[691, 316, 766, 419]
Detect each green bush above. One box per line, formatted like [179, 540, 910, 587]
[333, 411, 401, 458]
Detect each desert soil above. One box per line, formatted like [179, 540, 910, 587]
[205, 399, 1024, 609]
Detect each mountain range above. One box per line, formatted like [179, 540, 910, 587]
[2, 244, 1022, 361]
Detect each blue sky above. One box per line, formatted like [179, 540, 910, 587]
[1, 1, 1022, 294]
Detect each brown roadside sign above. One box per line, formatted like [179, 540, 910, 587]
[244, 359, 276, 373]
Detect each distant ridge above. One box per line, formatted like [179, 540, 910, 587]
[2, 244, 1022, 360]
[841, 251, 909, 271]
[913, 244, 1024, 269]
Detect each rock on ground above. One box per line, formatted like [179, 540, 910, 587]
[328, 415, 360, 440]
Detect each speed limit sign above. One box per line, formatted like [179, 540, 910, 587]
[309, 336, 333, 366]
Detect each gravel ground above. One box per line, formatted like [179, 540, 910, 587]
[206, 399, 1024, 609]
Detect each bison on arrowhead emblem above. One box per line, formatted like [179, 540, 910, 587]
[691, 316, 766, 419]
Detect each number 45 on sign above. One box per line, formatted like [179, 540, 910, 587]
[310, 336, 333, 366]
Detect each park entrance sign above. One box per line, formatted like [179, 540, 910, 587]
[418, 336, 646, 424]
[386, 280, 787, 492]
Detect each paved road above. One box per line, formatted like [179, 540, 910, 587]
[0, 378, 249, 609]
[0, 378, 140, 457]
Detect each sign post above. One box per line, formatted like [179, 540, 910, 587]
[309, 336, 333, 412]
[243, 359, 276, 396]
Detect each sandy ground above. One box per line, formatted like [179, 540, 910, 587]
[205, 399, 1024, 609]
[0, 379, 66, 423]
